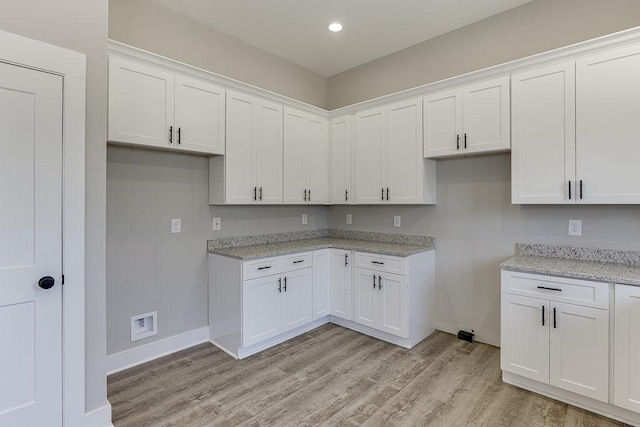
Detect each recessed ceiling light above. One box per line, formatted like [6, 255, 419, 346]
[328, 22, 343, 32]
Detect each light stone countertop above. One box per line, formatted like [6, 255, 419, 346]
[501, 255, 640, 286]
[208, 237, 434, 260]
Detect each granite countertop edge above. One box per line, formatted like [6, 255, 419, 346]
[209, 238, 435, 261]
[501, 255, 640, 286]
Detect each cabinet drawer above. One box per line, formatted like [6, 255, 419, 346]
[501, 270, 609, 309]
[243, 257, 280, 280]
[355, 252, 407, 275]
[279, 252, 313, 272]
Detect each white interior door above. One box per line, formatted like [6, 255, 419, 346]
[423, 88, 462, 158]
[330, 116, 351, 204]
[549, 302, 609, 402]
[463, 77, 511, 154]
[174, 75, 225, 155]
[0, 62, 63, 426]
[615, 284, 640, 413]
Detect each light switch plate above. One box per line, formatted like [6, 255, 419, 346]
[302, 214, 308, 225]
[212, 217, 221, 231]
[394, 216, 401, 227]
[346, 213, 352, 225]
[171, 218, 181, 233]
[568, 219, 582, 236]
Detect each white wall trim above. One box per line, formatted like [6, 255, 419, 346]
[107, 326, 210, 375]
[108, 40, 329, 117]
[83, 403, 113, 427]
[0, 29, 90, 427]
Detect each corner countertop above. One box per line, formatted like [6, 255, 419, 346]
[501, 243, 640, 286]
[208, 233, 435, 261]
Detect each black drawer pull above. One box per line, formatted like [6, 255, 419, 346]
[257, 266, 272, 270]
[371, 261, 384, 265]
[537, 286, 562, 292]
[293, 260, 304, 264]
[542, 305, 545, 326]
[378, 275, 382, 290]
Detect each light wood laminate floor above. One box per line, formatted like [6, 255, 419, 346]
[108, 324, 626, 426]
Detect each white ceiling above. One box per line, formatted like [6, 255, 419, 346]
[152, 0, 534, 77]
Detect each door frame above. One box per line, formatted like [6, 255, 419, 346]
[0, 30, 88, 426]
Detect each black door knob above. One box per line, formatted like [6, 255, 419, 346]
[38, 276, 55, 290]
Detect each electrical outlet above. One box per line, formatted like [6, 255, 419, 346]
[131, 311, 157, 342]
[568, 219, 582, 236]
[302, 214, 308, 225]
[212, 217, 221, 231]
[394, 215, 401, 227]
[346, 213, 352, 225]
[171, 218, 181, 233]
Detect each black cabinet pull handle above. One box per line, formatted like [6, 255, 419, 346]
[345, 253, 348, 266]
[579, 180, 583, 200]
[371, 261, 384, 265]
[373, 274, 376, 289]
[568, 181, 572, 200]
[378, 275, 382, 290]
[293, 260, 304, 264]
[304, 189, 307, 201]
[386, 188, 389, 201]
[464, 133, 468, 149]
[542, 305, 545, 326]
[537, 286, 562, 292]
[38, 276, 55, 290]
[284, 277, 287, 292]
[253, 187, 257, 201]
[456, 134, 460, 150]
[381, 188, 384, 201]
[259, 187, 263, 201]
[257, 266, 272, 270]
[553, 307, 557, 329]
[308, 189, 311, 201]
[278, 278, 282, 293]
[169, 126, 173, 143]
[345, 189, 348, 201]
[177, 127, 181, 144]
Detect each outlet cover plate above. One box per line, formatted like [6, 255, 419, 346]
[212, 217, 221, 231]
[302, 214, 308, 225]
[568, 219, 582, 236]
[394, 215, 401, 227]
[346, 213, 352, 224]
[171, 218, 181, 233]
[131, 311, 158, 342]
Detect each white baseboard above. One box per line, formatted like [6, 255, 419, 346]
[83, 402, 113, 427]
[107, 326, 209, 375]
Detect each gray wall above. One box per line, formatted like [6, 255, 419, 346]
[109, 0, 328, 109]
[0, 0, 109, 413]
[328, 155, 640, 345]
[106, 147, 327, 354]
[327, 0, 640, 109]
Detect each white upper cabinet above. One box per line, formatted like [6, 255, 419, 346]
[424, 77, 510, 158]
[108, 56, 225, 155]
[174, 75, 225, 154]
[355, 98, 435, 205]
[209, 90, 282, 205]
[511, 62, 576, 204]
[108, 56, 174, 149]
[330, 116, 353, 204]
[284, 107, 329, 204]
[576, 44, 640, 204]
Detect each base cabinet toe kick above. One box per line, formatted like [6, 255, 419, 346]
[209, 249, 435, 360]
[501, 269, 640, 425]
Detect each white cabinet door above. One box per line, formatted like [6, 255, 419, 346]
[511, 63, 576, 204]
[355, 108, 386, 204]
[305, 115, 329, 204]
[576, 44, 640, 204]
[312, 250, 330, 320]
[108, 56, 174, 148]
[463, 77, 510, 154]
[386, 98, 423, 204]
[354, 268, 378, 328]
[423, 88, 462, 158]
[501, 293, 550, 384]
[330, 116, 352, 204]
[549, 302, 609, 402]
[256, 100, 283, 204]
[615, 284, 640, 413]
[329, 249, 352, 320]
[378, 273, 408, 338]
[174, 75, 225, 155]
[225, 90, 256, 204]
[283, 108, 306, 204]
[242, 275, 282, 347]
[281, 268, 313, 332]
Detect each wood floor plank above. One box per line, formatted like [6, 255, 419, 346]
[108, 324, 630, 427]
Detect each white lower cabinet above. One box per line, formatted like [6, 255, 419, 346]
[281, 268, 313, 331]
[242, 275, 283, 347]
[328, 249, 351, 320]
[354, 269, 407, 337]
[614, 284, 640, 413]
